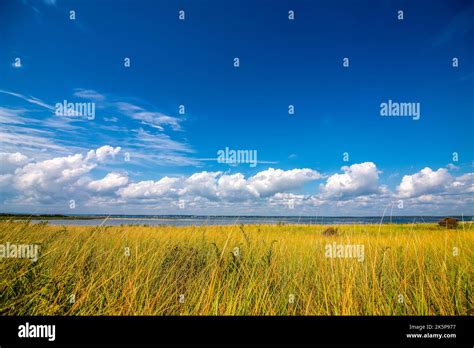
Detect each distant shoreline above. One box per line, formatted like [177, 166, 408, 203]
[1, 213, 472, 227]
[1, 213, 472, 220]
[0, 214, 103, 220]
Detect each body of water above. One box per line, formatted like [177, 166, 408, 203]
[29, 215, 473, 226]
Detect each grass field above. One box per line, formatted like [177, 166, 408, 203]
[0, 221, 472, 315]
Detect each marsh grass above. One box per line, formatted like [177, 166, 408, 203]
[0, 221, 472, 315]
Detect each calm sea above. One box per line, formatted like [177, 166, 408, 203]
[30, 215, 473, 227]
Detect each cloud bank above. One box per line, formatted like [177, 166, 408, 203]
[0, 146, 472, 215]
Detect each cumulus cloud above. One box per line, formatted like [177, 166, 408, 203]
[1, 150, 472, 215]
[0, 153, 29, 190]
[397, 167, 474, 199]
[0, 174, 13, 189]
[320, 162, 382, 198]
[1, 145, 121, 203]
[14, 154, 96, 192]
[87, 172, 129, 192]
[0, 152, 29, 174]
[117, 168, 321, 202]
[86, 145, 121, 162]
[180, 171, 221, 200]
[247, 168, 321, 197]
[217, 173, 258, 201]
[118, 177, 181, 199]
[397, 167, 452, 198]
[268, 192, 307, 208]
[447, 163, 460, 171]
[452, 173, 474, 193]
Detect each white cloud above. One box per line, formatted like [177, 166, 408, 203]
[0, 107, 30, 124]
[118, 168, 321, 202]
[74, 89, 106, 101]
[0, 129, 71, 154]
[0, 174, 13, 189]
[116, 102, 182, 131]
[103, 116, 118, 122]
[0, 152, 29, 174]
[320, 162, 381, 198]
[86, 145, 121, 162]
[447, 163, 460, 171]
[3, 146, 121, 202]
[131, 128, 193, 153]
[14, 154, 95, 192]
[0, 90, 54, 110]
[247, 168, 321, 197]
[1, 149, 472, 215]
[87, 172, 129, 192]
[268, 192, 306, 208]
[451, 173, 474, 193]
[397, 167, 452, 198]
[217, 173, 258, 201]
[0, 89, 197, 168]
[118, 177, 181, 199]
[181, 171, 220, 200]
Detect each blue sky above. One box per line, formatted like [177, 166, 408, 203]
[0, 0, 473, 216]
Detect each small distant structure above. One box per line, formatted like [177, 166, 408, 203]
[438, 217, 459, 229]
[323, 227, 338, 236]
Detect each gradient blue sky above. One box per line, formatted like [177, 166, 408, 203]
[0, 0, 473, 215]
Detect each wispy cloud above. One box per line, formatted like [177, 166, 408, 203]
[71, 88, 184, 131]
[117, 128, 199, 166]
[73, 88, 106, 102]
[0, 129, 71, 154]
[433, 3, 474, 46]
[0, 89, 54, 110]
[116, 102, 183, 131]
[0, 107, 31, 125]
[0, 88, 198, 167]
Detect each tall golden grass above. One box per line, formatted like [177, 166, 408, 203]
[0, 221, 472, 315]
